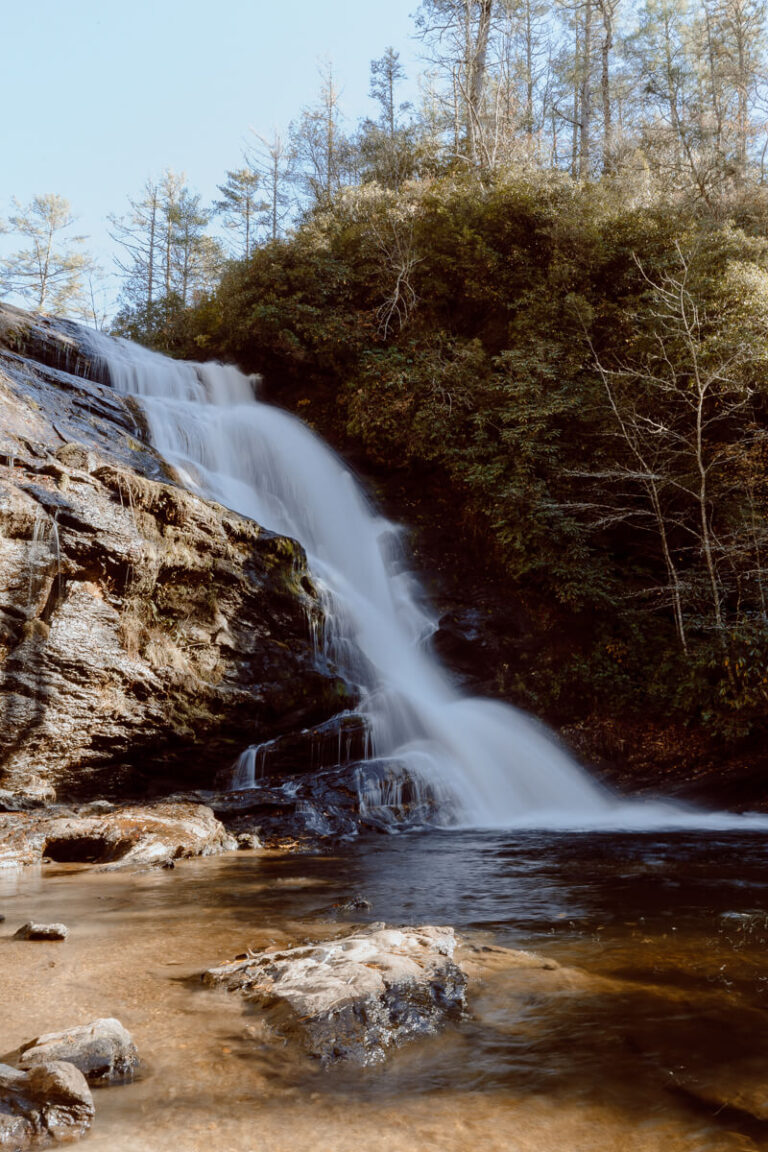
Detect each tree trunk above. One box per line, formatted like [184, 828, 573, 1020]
[578, 0, 593, 178]
[598, 0, 614, 173]
[147, 193, 157, 315]
[466, 0, 494, 166]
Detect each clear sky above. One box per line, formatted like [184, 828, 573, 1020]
[0, 0, 422, 306]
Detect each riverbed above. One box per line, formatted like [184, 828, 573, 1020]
[1, 831, 766, 1151]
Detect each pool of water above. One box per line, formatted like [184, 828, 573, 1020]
[1, 831, 766, 1151]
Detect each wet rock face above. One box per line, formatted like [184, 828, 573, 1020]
[18, 1019, 139, 1087]
[0, 1060, 94, 1148]
[0, 305, 356, 800]
[203, 924, 467, 1064]
[203, 758, 448, 846]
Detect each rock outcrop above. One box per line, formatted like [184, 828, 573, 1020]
[18, 1019, 139, 1087]
[203, 924, 467, 1064]
[0, 800, 235, 870]
[0, 305, 356, 801]
[0, 1061, 94, 1148]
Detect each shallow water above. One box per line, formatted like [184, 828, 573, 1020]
[1, 831, 767, 1151]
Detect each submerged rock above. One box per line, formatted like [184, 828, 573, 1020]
[203, 924, 466, 1064]
[328, 894, 372, 915]
[0, 1060, 94, 1147]
[0, 800, 236, 870]
[0, 303, 357, 800]
[18, 1018, 139, 1086]
[13, 923, 68, 941]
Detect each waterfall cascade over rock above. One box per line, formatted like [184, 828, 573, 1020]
[86, 334, 766, 830]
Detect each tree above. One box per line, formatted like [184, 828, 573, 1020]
[77, 273, 111, 331]
[214, 167, 264, 259]
[583, 242, 768, 664]
[500, 0, 553, 154]
[357, 49, 421, 188]
[370, 47, 410, 137]
[707, 0, 767, 182]
[290, 63, 356, 208]
[596, 0, 621, 170]
[246, 131, 294, 240]
[171, 184, 221, 306]
[415, 0, 497, 167]
[111, 171, 222, 347]
[0, 194, 94, 316]
[108, 178, 161, 323]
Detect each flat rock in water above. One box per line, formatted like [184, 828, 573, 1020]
[18, 1018, 139, 1086]
[13, 922, 68, 941]
[203, 924, 466, 1064]
[0, 1060, 94, 1147]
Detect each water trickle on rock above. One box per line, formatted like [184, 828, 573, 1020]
[83, 333, 767, 830]
[28, 505, 62, 612]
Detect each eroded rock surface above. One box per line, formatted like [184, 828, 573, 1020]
[0, 304, 356, 800]
[0, 1061, 94, 1148]
[203, 924, 466, 1064]
[18, 1019, 139, 1086]
[0, 800, 235, 870]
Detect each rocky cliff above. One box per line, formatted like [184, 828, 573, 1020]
[0, 305, 356, 804]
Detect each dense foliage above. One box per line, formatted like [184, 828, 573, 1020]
[172, 172, 768, 741]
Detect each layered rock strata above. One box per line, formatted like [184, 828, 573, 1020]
[0, 305, 356, 801]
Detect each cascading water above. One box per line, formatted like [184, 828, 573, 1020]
[84, 332, 767, 830]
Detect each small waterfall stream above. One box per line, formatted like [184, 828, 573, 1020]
[84, 334, 767, 830]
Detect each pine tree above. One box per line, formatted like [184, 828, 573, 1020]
[111, 172, 222, 346]
[246, 132, 294, 241]
[214, 168, 264, 258]
[0, 194, 94, 316]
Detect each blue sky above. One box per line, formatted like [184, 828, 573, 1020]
[1, 0, 422, 307]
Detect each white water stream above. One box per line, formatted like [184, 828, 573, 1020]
[85, 334, 768, 831]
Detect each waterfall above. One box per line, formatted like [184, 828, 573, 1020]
[83, 333, 767, 830]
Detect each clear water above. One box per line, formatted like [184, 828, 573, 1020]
[2, 833, 767, 1151]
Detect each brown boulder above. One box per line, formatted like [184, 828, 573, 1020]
[0, 1061, 94, 1148]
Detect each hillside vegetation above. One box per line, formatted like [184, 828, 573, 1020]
[162, 173, 768, 773]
